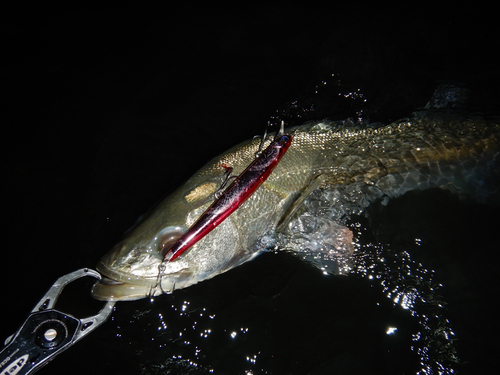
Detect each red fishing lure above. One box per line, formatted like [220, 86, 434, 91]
[165, 129, 293, 261]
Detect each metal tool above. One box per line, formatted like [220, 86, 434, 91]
[0, 268, 115, 375]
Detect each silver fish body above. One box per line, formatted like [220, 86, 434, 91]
[92, 113, 499, 301]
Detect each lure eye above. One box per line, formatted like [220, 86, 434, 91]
[157, 228, 184, 257]
[280, 135, 292, 145]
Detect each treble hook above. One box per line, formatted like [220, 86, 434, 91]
[254, 120, 285, 157]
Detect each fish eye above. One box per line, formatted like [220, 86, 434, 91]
[157, 227, 184, 257]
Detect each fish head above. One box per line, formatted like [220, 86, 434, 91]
[91, 143, 267, 301]
[92, 218, 258, 301]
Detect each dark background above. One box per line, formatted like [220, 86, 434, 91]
[2, 4, 499, 374]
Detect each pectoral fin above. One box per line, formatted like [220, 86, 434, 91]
[275, 173, 356, 275]
[277, 174, 328, 232]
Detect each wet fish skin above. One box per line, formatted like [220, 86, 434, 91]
[92, 113, 499, 301]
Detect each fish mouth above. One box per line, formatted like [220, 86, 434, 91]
[92, 260, 197, 301]
[91, 275, 155, 301]
[91, 261, 160, 301]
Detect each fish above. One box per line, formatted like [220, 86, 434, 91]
[91, 112, 500, 301]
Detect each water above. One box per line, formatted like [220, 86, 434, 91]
[3, 4, 499, 374]
[73, 190, 493, 374]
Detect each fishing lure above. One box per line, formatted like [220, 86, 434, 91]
[164, 125, 293, 262]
